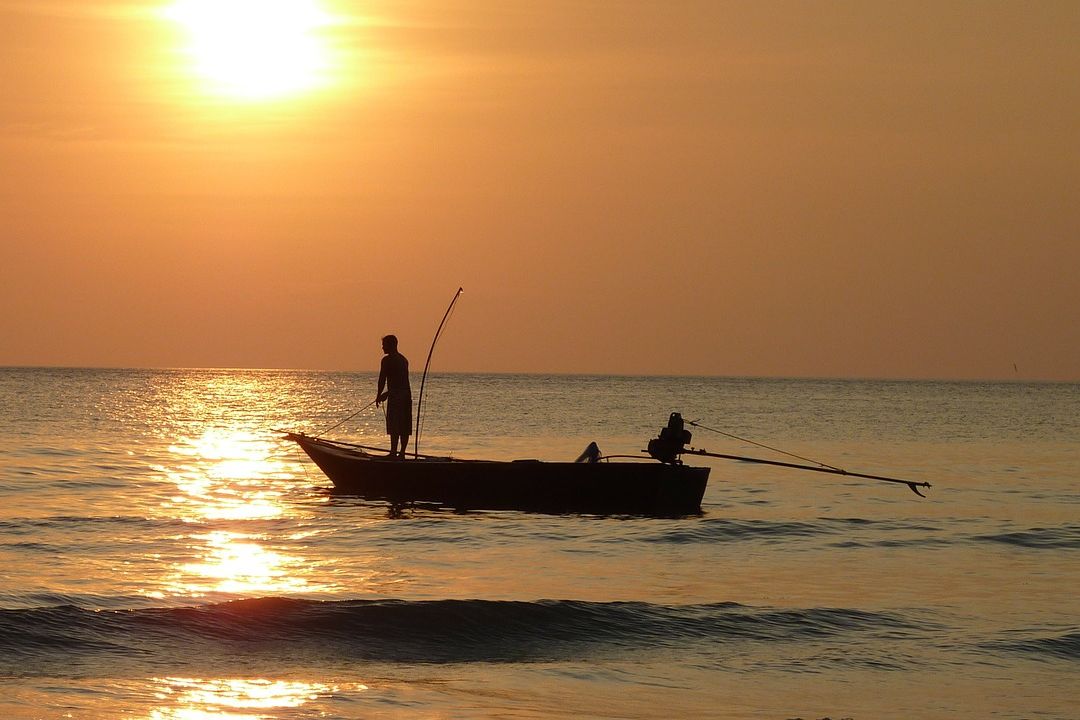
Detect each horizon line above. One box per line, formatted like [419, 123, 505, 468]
[0, 364, 1074, 385]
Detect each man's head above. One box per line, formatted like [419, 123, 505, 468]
[382, 334, 398, 353]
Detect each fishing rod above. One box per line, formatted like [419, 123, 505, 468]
[679, 447, 931, 497]
[414, 287, 464, 458]
[313, 398, 379, 439]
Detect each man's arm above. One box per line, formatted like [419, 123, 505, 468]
[376, 358, 388, 404]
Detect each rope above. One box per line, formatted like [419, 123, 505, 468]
[686, 419, 844, 472]
[293, 444, 312, 482]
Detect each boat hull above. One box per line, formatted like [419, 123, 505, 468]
[288, 435, 710, 515]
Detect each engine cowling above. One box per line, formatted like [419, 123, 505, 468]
[647, 412, 692, 464]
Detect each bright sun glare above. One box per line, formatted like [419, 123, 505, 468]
[165, 0, 335, 101]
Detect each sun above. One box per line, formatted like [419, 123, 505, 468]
[164, 0, 335, 101]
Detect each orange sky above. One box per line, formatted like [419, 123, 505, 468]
[1, 1, 1077, 380]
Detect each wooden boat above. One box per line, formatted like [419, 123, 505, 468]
[283, 413, 710, 515]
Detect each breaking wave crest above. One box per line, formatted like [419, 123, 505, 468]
[0, 598, 929, 675]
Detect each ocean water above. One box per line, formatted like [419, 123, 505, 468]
[0, 367, 1076, 719]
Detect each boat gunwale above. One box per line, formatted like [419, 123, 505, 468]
[285, 432, 704, 468]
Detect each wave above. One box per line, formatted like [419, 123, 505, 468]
[638, 519, 831, 544]
[0, 598, 928, 676]
[0, 516, 189, 538]
[631, 518, 946, 546]
[640, 519, 1080, 550]
[971, 525, 1080, 549]
[983, 631, 1080, 662]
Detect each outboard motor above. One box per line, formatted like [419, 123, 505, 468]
[647, 412, 692, 464]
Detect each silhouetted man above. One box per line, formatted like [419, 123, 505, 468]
[376, 334, 412, 458]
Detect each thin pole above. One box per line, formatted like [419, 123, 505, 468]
[680, 448, 932, 497]
[687, 419, 843, 472]
[414, 287, 463, 458]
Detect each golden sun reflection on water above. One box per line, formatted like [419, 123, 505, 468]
[165, 429, 291, 522]
[151, 425, 336, 598]
[171, 530, 316, 596]
[148, 677, 363, 719]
